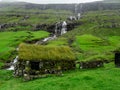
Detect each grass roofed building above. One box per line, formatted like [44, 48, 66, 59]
[14, 43, 76, 80]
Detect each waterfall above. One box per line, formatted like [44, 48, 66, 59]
[77, 13, 81, 20]
[61, 21, 67, 35]
[36, 21, 67, 44]
[75, 4, 79, 14]
[55, 23, 58, 35]
[55, 22, 61, 36]
[77, 4, 82, 20]
[42, 36, 56, 42]
[7, 56, 18, 70]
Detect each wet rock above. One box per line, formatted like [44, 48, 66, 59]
[24, 74, 31, 81]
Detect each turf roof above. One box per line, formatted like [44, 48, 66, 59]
[18, 43, 75, 61]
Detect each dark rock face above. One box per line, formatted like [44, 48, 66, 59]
[33, 21, 81, 33]
[67, 22, 81, 31]
[33, 24, 54, 32]
[0, 23, 18, 31]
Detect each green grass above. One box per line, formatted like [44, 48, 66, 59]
[0, 31, 49, 61]
[47, 37, 68, 46]
[72, 34, 120, 62]
[0, 8, 120, 90]
[0, 62, 120, 90]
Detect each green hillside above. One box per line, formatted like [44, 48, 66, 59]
[47, 10, 120, 62]
[0, 31, 49, 61]
[0, 2, 120, 90]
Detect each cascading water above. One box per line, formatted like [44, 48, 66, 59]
[36, 22, 59, 44]
[42, 35, 56, 42]
[41, 22, 62, 42]
[61, 21, 67, 35]
[77, 13, 81, 20]
[36, 21, 67, 44]
[55, 22, 62, 36]
[7, 56, 18, 70]
[40, 22, 59, 42]
[75, 4, 79, 14]
[55, 22, 58, 36]
[77, 4, 83, 20]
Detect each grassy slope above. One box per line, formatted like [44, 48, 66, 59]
[0, 31, 49, 61]
[0, 9, 71, 25]
[0, 63, 120, 90]
[72, 35, 120, 61]
[0, 7, 120, 90]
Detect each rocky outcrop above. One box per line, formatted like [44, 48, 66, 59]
[33, 21, 81, 33]
[33, 24, 50, 31]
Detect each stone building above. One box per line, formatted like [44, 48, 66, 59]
[14, 44, 76, 80]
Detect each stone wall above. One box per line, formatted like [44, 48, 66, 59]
[14, 60, 75, 81]
[77, 60, 104, 69]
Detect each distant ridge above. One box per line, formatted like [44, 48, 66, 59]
[103, 0, 120, 3]
[1, 0, 18, 2]
[0, 1, 120, 12]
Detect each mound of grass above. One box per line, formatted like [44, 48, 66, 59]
[73, 34, 111, 52]
[19, 43, 75, 61]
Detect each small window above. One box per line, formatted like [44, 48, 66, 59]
[31, 62, 39, 70]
